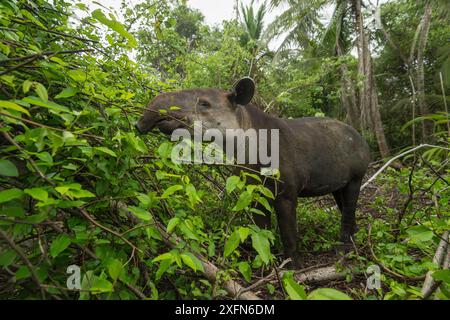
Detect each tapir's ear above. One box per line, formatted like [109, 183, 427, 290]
[228, 77, 255, 106]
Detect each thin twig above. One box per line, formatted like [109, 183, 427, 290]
[0, 229, 46, 299]
[361, 144, 450, 191]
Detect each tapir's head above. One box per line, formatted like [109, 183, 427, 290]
[135, 77, 255, 135]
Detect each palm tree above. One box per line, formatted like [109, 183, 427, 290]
[239, 0, 272, 78]
[265, 0, 326, 51]
[240, 0, 267, 43]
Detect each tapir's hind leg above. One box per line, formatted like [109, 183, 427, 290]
[335, 177, 363, 244]
[332, 191, 343, 213]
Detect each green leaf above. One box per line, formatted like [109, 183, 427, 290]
[68, 189, 95, 199]
[232, 190, 253, 211]
[15, 266, 31, 280]
[256, 196, 272, 212]
[153, 252, 173, 262]
[67, 69, 87, 82]
[307, 288, 352, 300]
[94, 147, 117, 157]
[407, 225, 434, 242]
[226, 176, 240, 194]
[258, 186, 275, 199]
[185, 183, 201, 207]
[0, 100, 30, 116]
[161, 185, 183, 198]
[432, 269, 450, 283]
[34, 83, 48, 102]
[156, 259, 172, 280]
[108, 259, 123, 281]
[90, 277, 113, 293]
[0, 159, 19, 177]
[180, 252, 204, 272]
[251, 232, 271, 264]
[50, 235, 71, 258]
[238, 227, 250, 242]
[0, 188, 23, 203]
[0, 249, 16, 267]
[92, 9, 137, 47]
[24, 188, 48, 202]
[55, 87, 79, 99]
[224, 230, 241, 257]
[36, 152, 53, 164]
[238, 262, 252, 282]
[55, 183, 81, 195]
[167, 217, 180, 233]
[282, 274, 306, 300]
[22, 96, 70, 113]
[128, 206, 152, 221]
[22, 80, 32, 93]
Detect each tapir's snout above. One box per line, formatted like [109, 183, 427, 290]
[135, 122, 144, 134]
[134, 115, 160, 134]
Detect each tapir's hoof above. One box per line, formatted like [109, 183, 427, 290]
[334, 243, 354, 255]
[283, 255, 304, 270]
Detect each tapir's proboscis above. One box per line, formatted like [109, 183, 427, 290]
[136, 77, 370, 267]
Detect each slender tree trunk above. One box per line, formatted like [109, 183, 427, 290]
[369, 64, 390, 158]
[417, 1, 433, 141]
[336, 43, 360, 129]
[353, 0, 370, 128]
[352, 0, 390, 157]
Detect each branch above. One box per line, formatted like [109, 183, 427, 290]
[0, 54, 40, 76]
[2, 131, 140, 255]
[361, 144, 450, 191]
[11, 18, 99, 44]
[115, 202, 262, 300]
[421, 230, 449, 299]
[293, 265, 352, 283]
[1, 113, 104, 140]
[0, 49, 93, 64]
[0, 228, 46, 299]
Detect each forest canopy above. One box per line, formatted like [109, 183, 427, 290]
[0, 0, 449, 301]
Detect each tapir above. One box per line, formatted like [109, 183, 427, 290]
[135, 77, 371, 267]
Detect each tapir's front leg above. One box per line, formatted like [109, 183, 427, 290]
[253, 202, 272, 229]
[275, 197, 300, 268]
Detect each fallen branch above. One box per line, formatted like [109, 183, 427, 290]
[158, 225, 261, 300]
[421, 230, 449, 299]
[115, 202, 261, 300]
[360, 144, 450, 191]
[294, 265, 351, 283]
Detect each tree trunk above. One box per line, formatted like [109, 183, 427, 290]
[352, 0, 390, 157]
[417, 1, 433, 141]
[369, 63, 390, 158]
[336, 43, 360, 129]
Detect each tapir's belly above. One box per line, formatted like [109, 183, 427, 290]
[286, 142, 367, 197]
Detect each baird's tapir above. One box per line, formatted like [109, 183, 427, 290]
[136, 77, 370, 267]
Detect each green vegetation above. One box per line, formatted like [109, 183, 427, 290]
[0, 0, 448, 300]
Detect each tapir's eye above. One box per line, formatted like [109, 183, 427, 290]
[198, 100, 211, 108]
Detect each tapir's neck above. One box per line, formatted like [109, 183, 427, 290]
[236, 104, 280, 130]
[229, 103, 282, 170]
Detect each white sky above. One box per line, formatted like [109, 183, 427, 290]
[77, 0, 385, 51]
[78, 0, 288, 49]
[79, 0, 284, 25]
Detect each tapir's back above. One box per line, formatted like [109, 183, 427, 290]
[280, 117, 371, 196]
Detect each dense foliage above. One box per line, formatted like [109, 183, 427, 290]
[0, 0, 449, 300]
